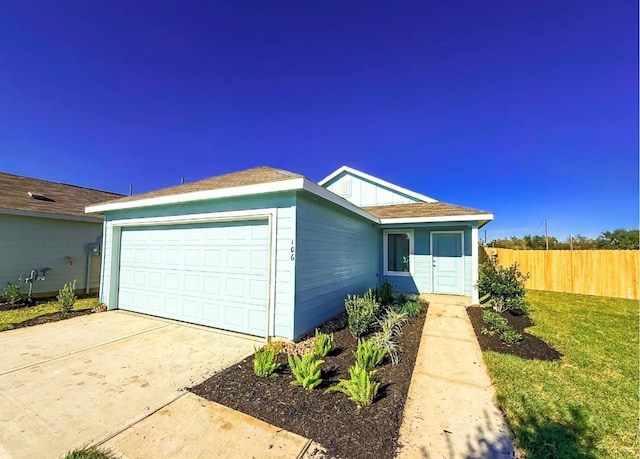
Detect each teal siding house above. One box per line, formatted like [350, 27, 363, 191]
[87, 166, 492, 340]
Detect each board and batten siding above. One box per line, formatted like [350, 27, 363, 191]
[384, 224, 474, 296]
[99, 192, 297, 339]
[0, 214, 102, 295]
[323, 172, 421, 207]
[294, 193, 379, 339]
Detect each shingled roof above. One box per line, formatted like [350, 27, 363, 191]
[0, 172, 123, 220]
[362, 202, 491, 219]
[94, 166, 303, 207]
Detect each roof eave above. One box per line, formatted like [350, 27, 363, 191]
[86, 178, 307, 213]
[1, 208, 104, 223]
[378, 213, 494, 225]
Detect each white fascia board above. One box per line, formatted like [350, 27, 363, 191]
[301, 178, 379, 223]
[318, 165, 437, 203]
[85, 178, 305, 213]
[0, 208, 103, 223]
[379, 213, 494, 225]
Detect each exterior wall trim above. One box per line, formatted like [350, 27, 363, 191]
[471, 226, 479, 303]
[430, 230, 465, 295]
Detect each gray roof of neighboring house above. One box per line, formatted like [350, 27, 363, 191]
[0, 172, 123, 220]
[94, 166, 303, 207]
[362, 202, 490, 219]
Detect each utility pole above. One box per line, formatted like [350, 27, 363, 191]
[181, 177, 185, 185]
[129, 185, 133, 196]
[484, 229, 487, 244]
[544, 219, 549, 250]
[569, 233, 573, 250]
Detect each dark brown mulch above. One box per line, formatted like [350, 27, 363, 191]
[0, 300, 35, 311]
[191, 310, 427, 459]
[7, 310, 94, 329]
[467, 306, 562, 361]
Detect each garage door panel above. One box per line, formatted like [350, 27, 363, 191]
[118, 220, 269, 336]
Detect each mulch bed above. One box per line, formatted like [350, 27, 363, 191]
[191, 310, 427, 459]
[467, 306, 562, 361]
[0, 300, 35, 311]
[5, 310, 94, 330]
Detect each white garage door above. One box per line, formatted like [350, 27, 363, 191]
[117, 220, 269, 336]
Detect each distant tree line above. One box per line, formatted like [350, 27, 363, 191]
[488, 228, 639, 250]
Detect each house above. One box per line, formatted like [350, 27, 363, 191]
[0, 172, 123, 297]
[86, 166, 492, 340]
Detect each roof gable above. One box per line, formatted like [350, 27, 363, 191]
[0, 172, 123, 220]
[318, 166, 436, 207]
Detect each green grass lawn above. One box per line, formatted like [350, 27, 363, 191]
[0, 297, 100, 332]
[483, 290, 638, 459]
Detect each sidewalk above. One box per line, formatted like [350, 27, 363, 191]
[396, 296, 516, 459]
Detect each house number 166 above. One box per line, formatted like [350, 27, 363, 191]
[290, 241, 295, 261]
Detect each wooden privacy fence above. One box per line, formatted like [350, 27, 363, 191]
[481, 247, 639, 300]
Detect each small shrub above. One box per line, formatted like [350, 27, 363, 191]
[58, 280, 77, 313]
[62, 447, 118, 459]
[477, 257, 529, 315]
[482, 309, 508, 332]
[482, 308, 523, 344]
[344, 289, 380, 337]
[313, 329, 334, 357]
[500, 328, 523, 344]
[401, 300, 422, 318]
[3, 283, 24, 305]
[325, 364, 380, 408]
[375, 280, 395, 306]
[354, 338, 387, 371]
[264, 338, 284, 354]
[253, 346, 280, 377]
[288, 352, 323, 390]
[395, 292, 409, 305]
[370, 330, 400, 365]
[377, 309, 409, 338]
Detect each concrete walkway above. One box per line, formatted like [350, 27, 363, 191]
[397, 296, 516, 459]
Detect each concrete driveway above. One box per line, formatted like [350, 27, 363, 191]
[0, 311, 261, 458]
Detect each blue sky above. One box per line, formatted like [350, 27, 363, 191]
[0, 1, 637, 240]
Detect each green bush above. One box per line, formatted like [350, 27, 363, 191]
[477, 257, 529, 315]
[482, 309, 508, 332]
[344, 289, 380, 337]
[354, 338, 386, 371]
[253, 346, 280, 377]
[62, 447, 118, 459]
[3, 283, 24, 305]
[401, 300, 422, 318]
[288, 352, 323, 391]
[313, 329, 334, 357]
[500, 328, 523, 344]
[58, 280, 77, 313]
[374, 280, 395, 306]
[482, 308, 523, 344]
[325, 364, 380, 408]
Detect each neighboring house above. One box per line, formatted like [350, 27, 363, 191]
[86, 166, 492, 340]
[0, 172, 123, 297]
